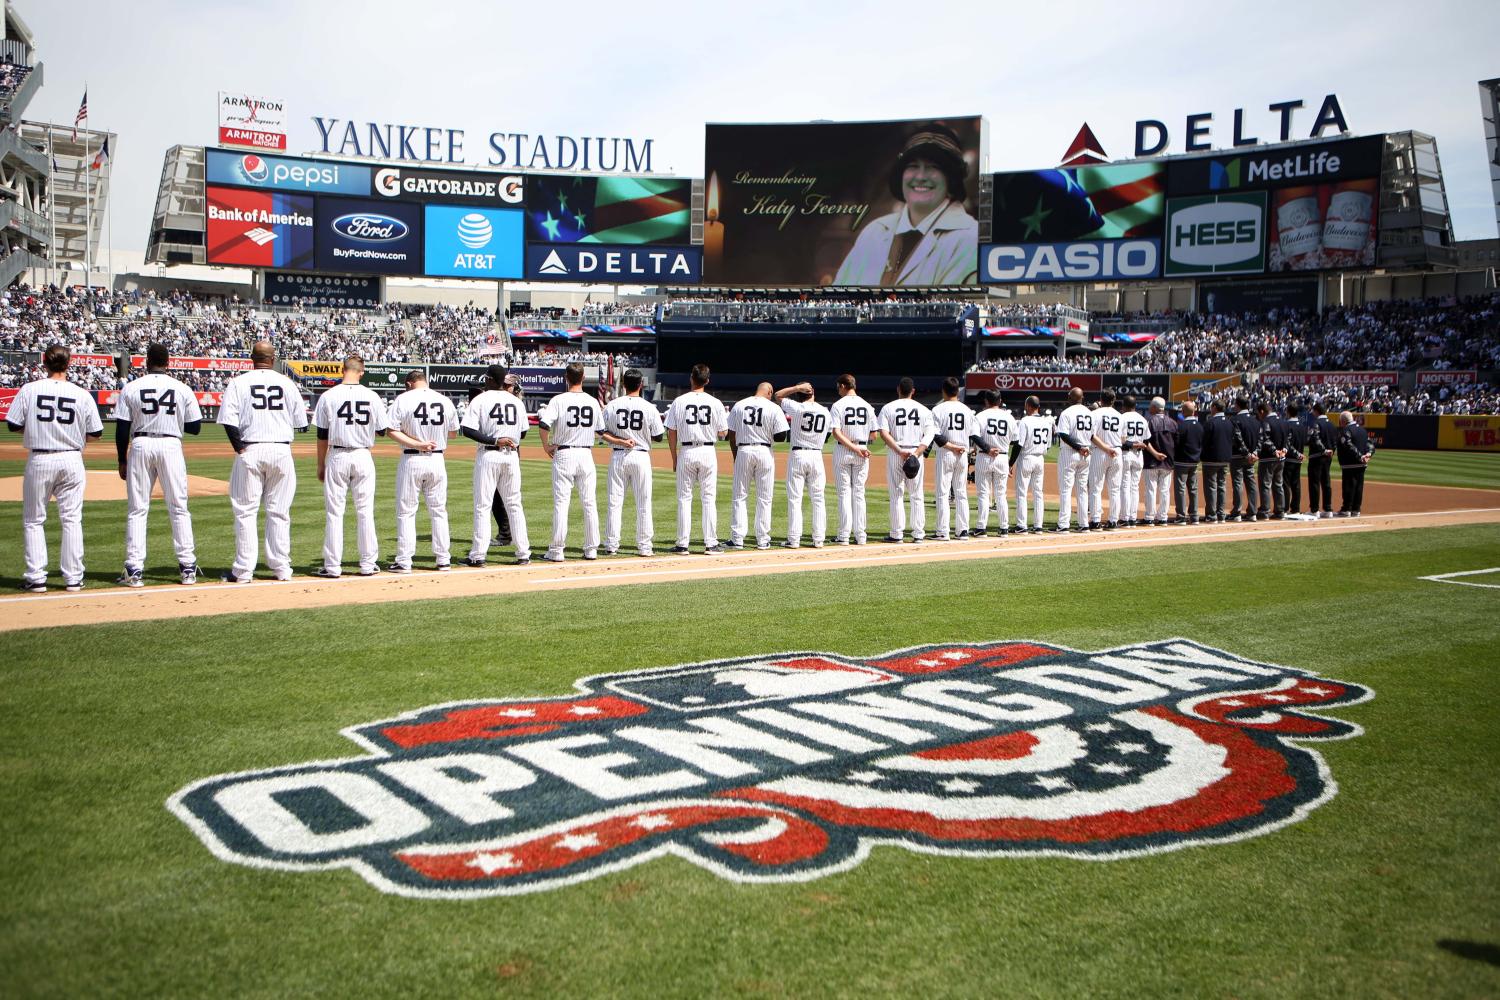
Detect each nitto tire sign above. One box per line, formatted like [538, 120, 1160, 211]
[1164, 193, 1267, 276]
[168, 639, 1370, 898]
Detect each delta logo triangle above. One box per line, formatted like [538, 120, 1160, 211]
[538, 250, 569, 275]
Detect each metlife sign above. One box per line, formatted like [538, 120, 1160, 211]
[524, 244, 702, 283]
[423, 206, 523, 279]
[979, 240, 1160, 283]
[1166, 136, 1384, 197]
[1164, 193, 1267, 277]
[206, 148, 371, 196]
[315, 198, 422, 275]
[373, 166, 524, 206]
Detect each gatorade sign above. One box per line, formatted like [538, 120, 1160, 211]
[1163, 193, 1267, 276]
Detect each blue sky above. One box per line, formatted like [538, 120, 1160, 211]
[20, 0, 1500, 248]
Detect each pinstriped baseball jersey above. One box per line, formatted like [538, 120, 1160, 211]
[664, 390, 727, 445]
[313, 383, 390, 449]
[976, 406, 1020, 451]
[603, 395, 664, 450]
[538, 390, 605, 447]
[1092, 408, 1124, 449]
[387, 387, 459, 448]
[219, 369, 308, 441]
[781, 398, 832, 449]
[930, 399, 974, 446]
[1016, 414, 1053, 458]
[878, 398, 934, 449]
[829, 394, 876, 445]
[113, 373, 202, 436]
[8, 378, 102, 450]
[728, 396, 788, 446]
[462, 389, 528, 444]
[1055, 403, 1093, 451]
[1122, 410, 1150, 448]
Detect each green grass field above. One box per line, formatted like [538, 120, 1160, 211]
[3, 431, 1500, 997]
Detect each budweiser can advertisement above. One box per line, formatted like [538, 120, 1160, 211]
[1268, 177, 1377, 271]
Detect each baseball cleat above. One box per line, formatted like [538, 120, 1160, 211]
[219, 572, 250, 584]
[854, 537, 867, 545]
[1070, 525, 1086, 533]
[637, 550, 653, 558]
[1105, 522, 1118, 531]
[671, 545, 690, 555]
[310, 567, 341, 580]
[358, 567, 381, 577]
[543, 553, 565, 562]
[812, 541, 824, 548]
[21, 581, 46, 593]
[881, 535, 904, 543]
[723, 540, 745, 550]
[931, 534, 949, 541]
[117, 568, 144, 588]
[780, 541, 799, 549]
[757, 541, 771, 550]
[515, 556, 531, 566]
[462, 558, 486, 568]
[834, 537, 850, 545]
[602, 548, 619, 557]
[956, 531, 970, 540]
[179, 563, 199, 585]
[583, 553, 598, 561]
[997, 529, 1009, 537]
[495, 535, 512, 547]
[971, 528, 986, 538]
[1028, 527, 1041, 535]
[65, 581, 84, 593]
[703, 544, 725, 555]
[434, 563, 451, 572]
[386, 563, 412, 575]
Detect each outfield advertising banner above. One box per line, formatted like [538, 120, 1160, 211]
[217, 92, 287, 151]
[1102, 373, 1171, 399]
[373, 165, 523, 206]
[524, 243, 701, 283]
[702, 116, 985, 286]
[264, 272, 382, 309]
[360, 361, 416, 391]
[1163, 193, 1267, 277]
[1168, 372, 1239, 398]
[1416, 370, 1479, 386]
[1437, 415, 1500, 451]
[1165, 135, 1385, 197]
[285, 360, 348, 386]
[1260, 370, 1398, 387]
[1199, 277, 1319, 314]
[964, 372, 1102, 394]
[980, 240, 1161, 283]
[206, 186, 314, 269]
[315, 198, 423, 275]
[127, 356, 252, 372]
[206, 148, 371, 196]
[1266, 178, 1378, 271]
[525, 175, 690, 245]
[423, 206, 524, 279]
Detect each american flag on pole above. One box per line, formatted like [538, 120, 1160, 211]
[598, 354, 615, 405]
[72, 89, 87, 140]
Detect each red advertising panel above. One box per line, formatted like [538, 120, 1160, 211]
[0, 387, 16, 421]
[97, 390, 223, 408]
[205, 186, 315, 269]
[1260, 371, 1398, 387]
[66, 353, 117, 367]
[1415, 370, 1478, 386]
[964, 372, 1102, 394]
[127, 356, 253, 371]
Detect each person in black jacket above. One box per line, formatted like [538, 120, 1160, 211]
[1255, 401, 1289, 520]
[1228, 396, 1261, 523]
[1201, 401, 1235, 523]
[1171, 400, 1203, 525]
[1144, 397, 1177, 526]
[1307, 402, 1337, 518]
[1336, 411, 1375, 516]
[1282, 403, 1308, 515]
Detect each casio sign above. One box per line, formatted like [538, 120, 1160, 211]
[331, 212, 409, 243]
[981, 240, 1160, 283]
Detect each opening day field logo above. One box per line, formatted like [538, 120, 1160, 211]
[168, 640, 1371, 898]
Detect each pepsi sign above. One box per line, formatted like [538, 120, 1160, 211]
[315, 198, 422, 275]
[980, 240, 1161, 284]
[206, 148, 371, 195]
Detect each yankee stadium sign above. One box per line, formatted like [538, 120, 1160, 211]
[169, 639, 1370, 897]
[312, 117, 655, 172]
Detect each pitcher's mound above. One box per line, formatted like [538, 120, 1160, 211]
[0, 471, 231, 502]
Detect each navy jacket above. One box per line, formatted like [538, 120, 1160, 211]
[1173, 416, 1203, 464]
[1284, 419, 1309, 463]
[1336, 423, 1375, 466]
[1147, 412, 1178, 469]
[1308, 416, 1338, 458]
[1231, 410, 1262, 459]
[1202, 413, 1235, 463]
[1257, 414, 1289, 458]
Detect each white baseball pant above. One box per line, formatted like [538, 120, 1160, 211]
[605, 448, 654, 554]
[1056, 447, 1089, 529]
[1015, 454, 1045, 531]
[675, 445, 719, 548]
[125, 436, 195, 571]
[470, 448, 529, 561]
[321, 446, 376, 575]
[1121, 450, 1144, 522]
[886, 451, 926, 540]
[975, 451, 1010, 531]
[394, 452, 450, 569]
[1143, 465, 1173, 522]
[729, 446, 775, 547]
[548, 448, 599, 560]
[933, 448, 970, 538]
[785, 449, 826, 546]
[1088, 449, 1123, 525]
[230, 443, 297, 580]
[832, 444, 869, 543]
[22, 450, 86, 587]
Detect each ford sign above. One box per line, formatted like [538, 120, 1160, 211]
[331, 212, 410, 243]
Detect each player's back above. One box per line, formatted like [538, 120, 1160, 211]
[540, 390, 604, 447]
[604, 395, 663, 450]
[12, 378, 101, 451]
[314, 382, 387, 449]
[730, 396, 784, 446]
[389, 387, 457, 449]
[222, 368, 307, 442]
[464, 389, 527, 444]
[1017, 413, 1053, 456]
[930, 399, 972, 440]
[783, 398, 831, 449]
[830, 394, 876, 443]
[117, 372, 201, 437]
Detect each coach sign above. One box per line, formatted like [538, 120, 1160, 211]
[1103, 374, 1170, 399]
[964, 372, 1102, 394]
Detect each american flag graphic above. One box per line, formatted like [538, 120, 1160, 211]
[992, 162, 1164, 242]
[527, 176, 691, 245]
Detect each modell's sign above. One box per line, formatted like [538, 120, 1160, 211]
[1416, 370, 1477, 387]
[1259, 371, 1398, 387]
[218, 92, 287, 151]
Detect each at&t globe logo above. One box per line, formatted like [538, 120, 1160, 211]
[457, 213, 493, 249]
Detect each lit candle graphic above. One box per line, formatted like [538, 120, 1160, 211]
[703, 170, 724, 279]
